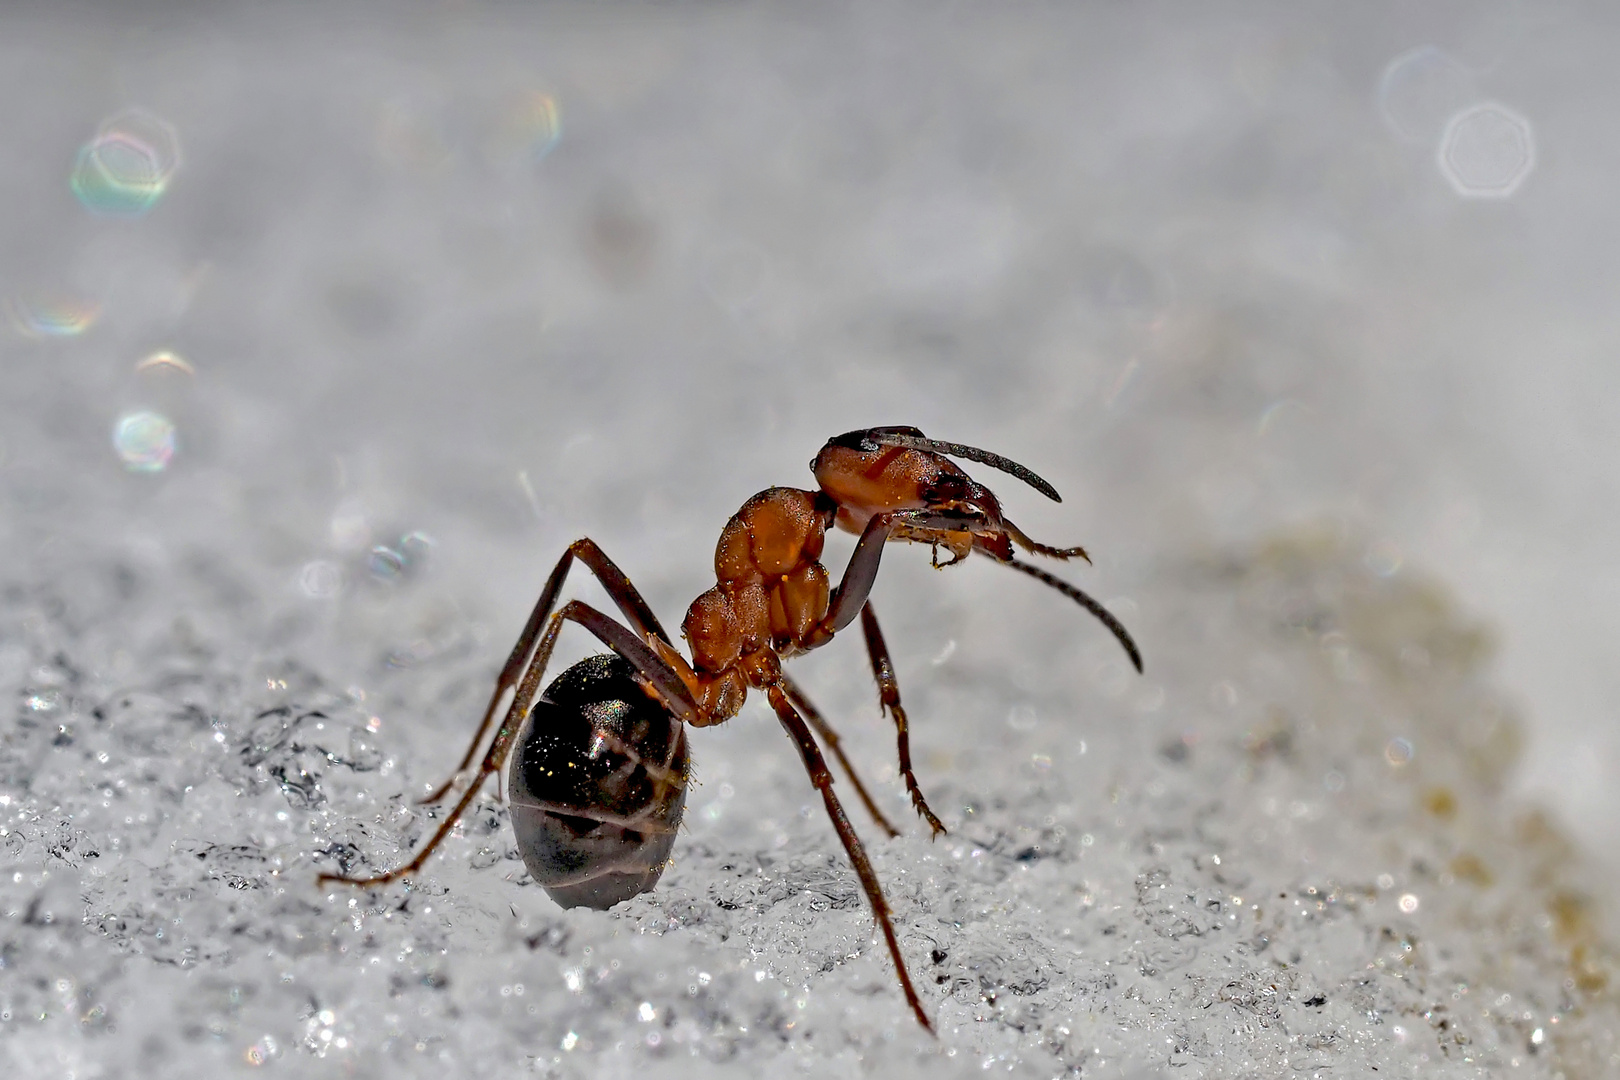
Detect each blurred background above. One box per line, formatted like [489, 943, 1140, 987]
[10, 4, 1620, 1073]
[2, 0, 1615, 899]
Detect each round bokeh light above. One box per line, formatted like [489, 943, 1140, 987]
[112, 410, 177, 472]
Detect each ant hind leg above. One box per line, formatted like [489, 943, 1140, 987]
[320, 600, 698, 889]
[319, 600, 575, 888]
[421, 538, 677, 805]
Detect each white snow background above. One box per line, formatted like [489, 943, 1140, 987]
[2, 4, 1618, 1077]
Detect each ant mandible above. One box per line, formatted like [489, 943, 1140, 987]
[320, 426, 1142, 1032]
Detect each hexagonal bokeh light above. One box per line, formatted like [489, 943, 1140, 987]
[70, 107, 181, 217]
[1438, 102, 1536, 198]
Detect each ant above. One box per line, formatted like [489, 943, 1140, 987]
[320, 426, 1141, 1032]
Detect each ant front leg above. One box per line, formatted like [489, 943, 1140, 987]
[817, 508, 991, 638]
[320, 600, 699, 890]
[859, 605, 945, 837]
[422, 538, 677, 805]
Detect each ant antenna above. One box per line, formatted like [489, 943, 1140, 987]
[862, 431, 1064, 503]
[997, 554, 1143, 673]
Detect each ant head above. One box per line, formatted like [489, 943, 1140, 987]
[814, 427, 1061, 505]
[812, 427, 1014, 533]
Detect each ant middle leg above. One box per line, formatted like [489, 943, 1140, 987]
[320, 600, 698, 889]
[780, 674, 900, 838]
[765, 682, 933, 1033]
[423, 538, 680, 805]
[859, 605, 945, 838]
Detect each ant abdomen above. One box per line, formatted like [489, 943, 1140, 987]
[506, 653, 689, 909]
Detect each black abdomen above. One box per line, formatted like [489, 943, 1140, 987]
[506, 654, 689, 909]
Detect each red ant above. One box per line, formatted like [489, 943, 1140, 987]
[320, 426, 1141, 1032]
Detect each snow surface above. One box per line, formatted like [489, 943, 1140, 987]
[2, 5, 1618, 1078]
